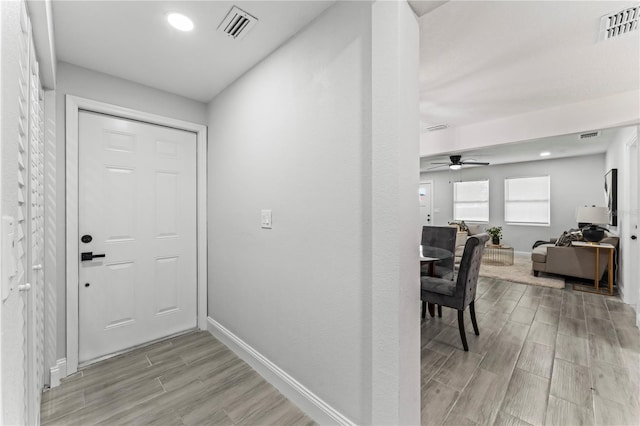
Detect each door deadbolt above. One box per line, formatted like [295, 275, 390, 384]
[81, 234, 93, 243]
[85, 283, 90, 287]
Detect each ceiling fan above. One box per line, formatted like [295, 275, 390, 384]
[428, 155, 490, 170]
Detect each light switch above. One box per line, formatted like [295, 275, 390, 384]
[2, 216, 17, 302]
[261, 210, 272, 229]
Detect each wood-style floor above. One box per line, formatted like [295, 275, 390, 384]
[422, 277, 640, 426]
[40, 331, 315, 425]
[42, 276, 640, 426]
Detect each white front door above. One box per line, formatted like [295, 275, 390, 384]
[78, 111, 197, 363]
[419, 181, 433, 226]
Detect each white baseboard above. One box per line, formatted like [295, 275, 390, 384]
[49, 358, 67, 388]
[618, 285, 626, 302]
[206, 317, 354, 426]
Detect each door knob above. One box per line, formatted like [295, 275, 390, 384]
[81, 252, 106, 261]
[632, 235, 638, 240]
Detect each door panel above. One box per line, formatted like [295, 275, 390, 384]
[155, 171, 179, 237]
[104, 262, 136, 328]
[104, 167, 136, 240]
[155, 256, 179, 314]
[78, 111, 197, 363]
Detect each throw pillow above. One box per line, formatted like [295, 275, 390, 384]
[467, 224, 483, 235]
[448, 220, 469, 232]
[555, 229, 583, 246]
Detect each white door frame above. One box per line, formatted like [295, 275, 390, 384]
[623, 134, 639, 310]
[65, 95, 207, 375]
[419, 180, 434, 225]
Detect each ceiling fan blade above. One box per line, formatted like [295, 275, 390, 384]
[429, 162, 450, 165]
[460, 161, 490, 165]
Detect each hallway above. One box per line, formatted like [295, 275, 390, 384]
[41, 331, 314, 425]
[41, 275, 640, 425]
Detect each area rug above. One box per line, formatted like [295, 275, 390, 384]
[479, 254, 565, 289]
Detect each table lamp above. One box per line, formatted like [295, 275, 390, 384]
[576, 206, 609, 242]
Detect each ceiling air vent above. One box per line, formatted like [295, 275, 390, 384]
[599, 5, 639, 41]
[424, 123, 449, 132]
[218, 6, 258, 40]
[580, 131, 600, 140]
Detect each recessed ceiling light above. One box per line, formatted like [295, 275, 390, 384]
[540, 151, 551, 157]
[167, 13, 194, 32]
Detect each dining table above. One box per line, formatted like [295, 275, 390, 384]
[420, 245, 455, 317]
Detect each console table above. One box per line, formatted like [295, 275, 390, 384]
[482, 244, 514, 266]
[571, 241, 615, 295]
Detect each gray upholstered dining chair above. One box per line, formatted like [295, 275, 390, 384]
[420, 233, 489, 351]
[421, 226, 457, 318]
[420, 226, 456, 280]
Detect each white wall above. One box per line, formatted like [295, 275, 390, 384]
[1, 1, 26, 423]
[422, 154, 606, 252]
[207, 1, 419, 423]
[371, 2, 420, 424]
[605, 126, 639, 306]
[53, 62, 207, 360]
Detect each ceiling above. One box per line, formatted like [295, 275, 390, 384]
[417, 1, 640, 128]
[52, 1, 334, 103]
[52, 1, 638, 166]
[415, 0, 639, 169]
[407, 0, 448, 17]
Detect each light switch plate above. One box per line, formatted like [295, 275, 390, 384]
[261, 209, 272, 229]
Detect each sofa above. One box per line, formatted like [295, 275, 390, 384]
[531, 236, 618, 281]
[450, 223, 486, 264]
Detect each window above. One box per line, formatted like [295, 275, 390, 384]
[504, 176, 550, 225]
[453, 180, 489, 222]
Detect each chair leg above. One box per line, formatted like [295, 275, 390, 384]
[437, 305, 442, 318]
[421, 301, 426, 319]
[470, 301, 479, 336]
[457, 310, 468, 351]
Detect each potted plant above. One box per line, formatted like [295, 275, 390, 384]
[487, 226, 503, 245]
